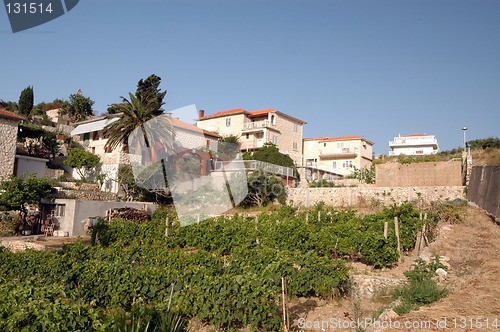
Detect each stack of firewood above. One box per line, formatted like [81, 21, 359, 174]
[107, 208, 151, 223]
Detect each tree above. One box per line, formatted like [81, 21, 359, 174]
[135, 74, 166, 111]
[0, 175, 54, 223]
[107, 74, 166, 115]
[18, 86, 34, 116]
[59, 91, 94, 123]
[243, 143, 299, 180]
[0, 100, 18, 113]
[42, 131, 61, 159]
[64, 148, 100, 180]
[218, 135, 240, 158]
[241, 170, 286, 207]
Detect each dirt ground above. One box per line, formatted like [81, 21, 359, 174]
[288, 204, 500, 332]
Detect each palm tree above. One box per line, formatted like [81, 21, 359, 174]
[102, 92, 173, 153]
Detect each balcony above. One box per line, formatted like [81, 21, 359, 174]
[241, 120, 275, 133]
[389, 137, 438, 148]
[240, 139, 264, 150]
[319, 148, 357, 159]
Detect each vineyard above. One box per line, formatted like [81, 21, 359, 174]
[0, 202, 438, 331]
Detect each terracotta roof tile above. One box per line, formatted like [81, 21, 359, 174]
[248, 108, 276, 118]
[168, 116, 220, 138]
[199, 108, 249, 119]
[0, 108, 24, 121]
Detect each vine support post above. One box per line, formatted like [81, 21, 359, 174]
[282, 277, 289, 332]
[165, 217, 169, 238]
[383, 222, 388, 239]
[394, 217, 401, 262]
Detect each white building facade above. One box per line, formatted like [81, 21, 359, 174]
[389, 133, 440, 156]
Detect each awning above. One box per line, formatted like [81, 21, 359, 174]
[70, 117, 119, 136]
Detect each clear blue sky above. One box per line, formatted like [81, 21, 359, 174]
[1, 0, 499, 154]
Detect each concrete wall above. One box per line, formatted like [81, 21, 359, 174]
[287, 186, 465, 208]
[376, 161, 462, 187]
[51, 199, 158, 236]
[0, 118, 19, 182]
[15, 155, 48, 178]
[467, 166, 500, 221]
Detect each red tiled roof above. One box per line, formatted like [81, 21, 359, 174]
[303, 136, 329, 141]
[405, 133, 427, 137]
[0, 108, 24, 121]
[319, 136, 363, 142]
[248, 108, 276, 118]
[199, 108, 249, 119]
[169, 116, 220, 138]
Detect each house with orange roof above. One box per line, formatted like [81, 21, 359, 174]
[196, 108, 306, 164]
[70, 114, 220, 194]
[0, 108, 24, 182]
[302, 135, 374, 179]
[389, 133, 439, 156]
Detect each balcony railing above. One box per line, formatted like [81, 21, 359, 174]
[240, 140, 264, 150]
[389, 138, 438, 147]
[319, 148, 357, 159]
[242, 120, 272, 131]
[213, 160, 295, 178]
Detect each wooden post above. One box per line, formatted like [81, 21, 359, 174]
[165, 217, 169, 238]
[282, 277, 288, 332]
[394, 217, 401, 262]
[317, 211, 321, 222]
[424, 213, 427, 220]
[419, 212, 423, 221]
[306, 212, 309, 224]
[383, 222, 388, 239]
[168, 283, 174, 311]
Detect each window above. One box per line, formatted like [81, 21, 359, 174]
[91, 147, 96, 154]
[105, 146, 112, 153]
[55, 204, 65, 217]
[323, 143, 327, 147]
[292, 142, 298, 150]
[92, 131, 99, 140]
[272, 135, 278, 144]
[337, 142, 345, 148]
[342, 160, 353, 168]
[83, 132, 90, 141]
[246, 134, 250, 140]
[416, 150, 423, 154]
[226, 118, 231, 127]
[293, 123, 298, 132]
[271, 115, 276, 125]
[332, 161, 337, 169]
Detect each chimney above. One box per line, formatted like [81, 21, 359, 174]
[199, 109, 205, 118]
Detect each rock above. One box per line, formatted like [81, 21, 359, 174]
[378, 309, 399, 322]
[436, 268, 448, 280]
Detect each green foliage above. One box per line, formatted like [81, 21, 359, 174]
[135, 74, 167, 112]
[64, 148, 101, 180]
[18, 86, 34, 116]
[468, 137, 500, 150]
[243, 170, 286, 207]
[428, 200, 467, 224]
[348, 165, 375, 184]
[0, 203, 441, 330]
[18, 123, 45, 139]
[218, 135, 240, 158]
[60, 91, 95, 122]
[42, 130, 61, 158]
[393, 258, 448, 314]
[243, 143, 294, 168]
[0, 100, 18, 113]
[0, 175, 54, 222]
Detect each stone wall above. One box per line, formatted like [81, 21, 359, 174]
[351, 275, 405, 299]
[0, 118, 19, 182]
[56, 189, 118, 201]
[376, 161, 462, 187]
[287, 185, 465, 208]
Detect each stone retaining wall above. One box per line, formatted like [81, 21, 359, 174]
[351, 275, 405, 299]
[287, 186, 465, 208]
[56, 189, 118, 201]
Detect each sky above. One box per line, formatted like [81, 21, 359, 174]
[1, 0, 499, 155]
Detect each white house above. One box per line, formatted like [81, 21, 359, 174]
[389, 133, 440, 156]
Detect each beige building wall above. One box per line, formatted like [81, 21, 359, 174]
[197, 110, 305, 165]
[196, 113, 247, 138]
[0, 117, 20, 182]
[303, 137, 374, 178]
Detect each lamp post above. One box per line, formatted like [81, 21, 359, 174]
[462, 127, 467, 153]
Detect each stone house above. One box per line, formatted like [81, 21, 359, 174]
[70, 114, 220, 194]
[302, 136, 374, 180]
[0, 108, 24, 182]
[196, 108, 306, 165]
